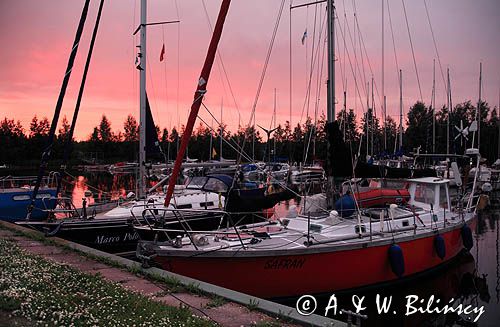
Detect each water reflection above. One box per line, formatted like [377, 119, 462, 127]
[62, 172, 136, 206]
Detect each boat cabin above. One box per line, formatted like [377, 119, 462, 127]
[407, 177, 450, 211]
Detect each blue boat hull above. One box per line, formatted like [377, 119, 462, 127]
[0, 189, 57, 222]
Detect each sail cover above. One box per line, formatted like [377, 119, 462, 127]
[145, 95, 161, 157]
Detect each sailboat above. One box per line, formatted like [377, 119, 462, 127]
[0, 175, 57, 222]
[134, 0, 479, 299]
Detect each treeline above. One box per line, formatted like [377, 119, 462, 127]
[1, 99, 498, 166]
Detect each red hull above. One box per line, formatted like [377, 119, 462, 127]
[154, 219, 476, 299]
[355, 188, 410, 208]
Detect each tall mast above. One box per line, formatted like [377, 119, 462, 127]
[28, 0, 91, 218]
[325, 0, 335, 205]
[164, 0, 231, 207]
[382, 0, 386, 151]
[432, 59, 436, 153]
[327, 0, 335, 123]
[343, 90, 346, 140]
[446, 68, 450, 155]
[477, 62, 482, 151]
[274, 88, 277, 160]
[220, 98, 223, 160]
[138, 0, 147, 198]
[399, 69, 403, 151]
[209, 118, 213, 160]
[371, 76, 374, 155]
[366, 81, 369, 158]
[383, 95, 387, 151]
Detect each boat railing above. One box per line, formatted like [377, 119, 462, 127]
[134, 207, 248, 250]
[40, 196, 82, 220]
[0, 174, 56, 191]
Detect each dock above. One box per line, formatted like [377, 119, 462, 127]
[0, 221, 344, 327]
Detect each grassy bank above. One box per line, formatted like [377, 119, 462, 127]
[0, 239, 214, 327]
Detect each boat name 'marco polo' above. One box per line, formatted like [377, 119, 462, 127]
[95, 232, 139, 245]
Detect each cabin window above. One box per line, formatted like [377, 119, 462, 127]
[439, 184, 449, 209]
[176, 204, 192, 209]
[310, 224, 322, 233]
[414, 184, 435, 205]
[186, 177, 207, 189]
[12, 195, 30, 201]
[204, 178, 228, 193]
[199, 201, 214, 208]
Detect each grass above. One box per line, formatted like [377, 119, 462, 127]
[1, 224, 184, 291]
[0, 238, 215, 326]
[246, 298, 260, 311]
[205, 295, 227, 309]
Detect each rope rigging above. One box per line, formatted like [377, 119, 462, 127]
[240, 0, 286, 165]
[423, 0, 447, 103]
[401, 0, 423, 102]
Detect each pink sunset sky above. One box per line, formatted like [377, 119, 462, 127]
[0, 0, 499, 141]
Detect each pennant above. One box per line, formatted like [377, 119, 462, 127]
[301, 29, 307, 45]
[160, 43, 165, 62]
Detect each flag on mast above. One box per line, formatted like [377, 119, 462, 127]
[301, 29, 308, 45]
[160, 43, 165, 61]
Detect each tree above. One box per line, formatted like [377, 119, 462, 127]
[123, 115, 138, 142]
[98, 115, 112, 142]
[161, 128, 169, 145]
[405, 101, 432, 152]
[58, 115, 71, 141]
[29, 115, 50, 138]
[89, 127, 99, 143]
[384, 116, 398, 153]
[1, 117, 24, 138]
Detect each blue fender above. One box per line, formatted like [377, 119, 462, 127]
[461, 225, 473, 251]
[388, 244, 405, 277]
[434, 235, 446, 260]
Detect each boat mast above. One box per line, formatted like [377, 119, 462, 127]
[220, 98, 223, 160]
[327, 0, 335, 123]
[28, 0, 91, 219]
[446, 68, 450, 155]
[399, 69, 403, 151]
[273, 88, 277, 160]
[138, 0, 147, 198]
[366, 82, 369, 159]
[432, 59, 436, 153]
[325, 0, 335, 204]
[382, 0, 386, 152]
[477, 62, 482, 151]
[164, 0, 231, 207]
[209, 117, 213, 160]
[371, 76, 374, 155]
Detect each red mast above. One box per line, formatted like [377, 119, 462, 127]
[164, 0, 231, 207]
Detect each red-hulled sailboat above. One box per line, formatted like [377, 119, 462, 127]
[136, 176, 477, 298]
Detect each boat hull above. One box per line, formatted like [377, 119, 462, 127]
[0, 188, 57, 222]
[150, 218, 476, 299]
[19, 218, 138, 253]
